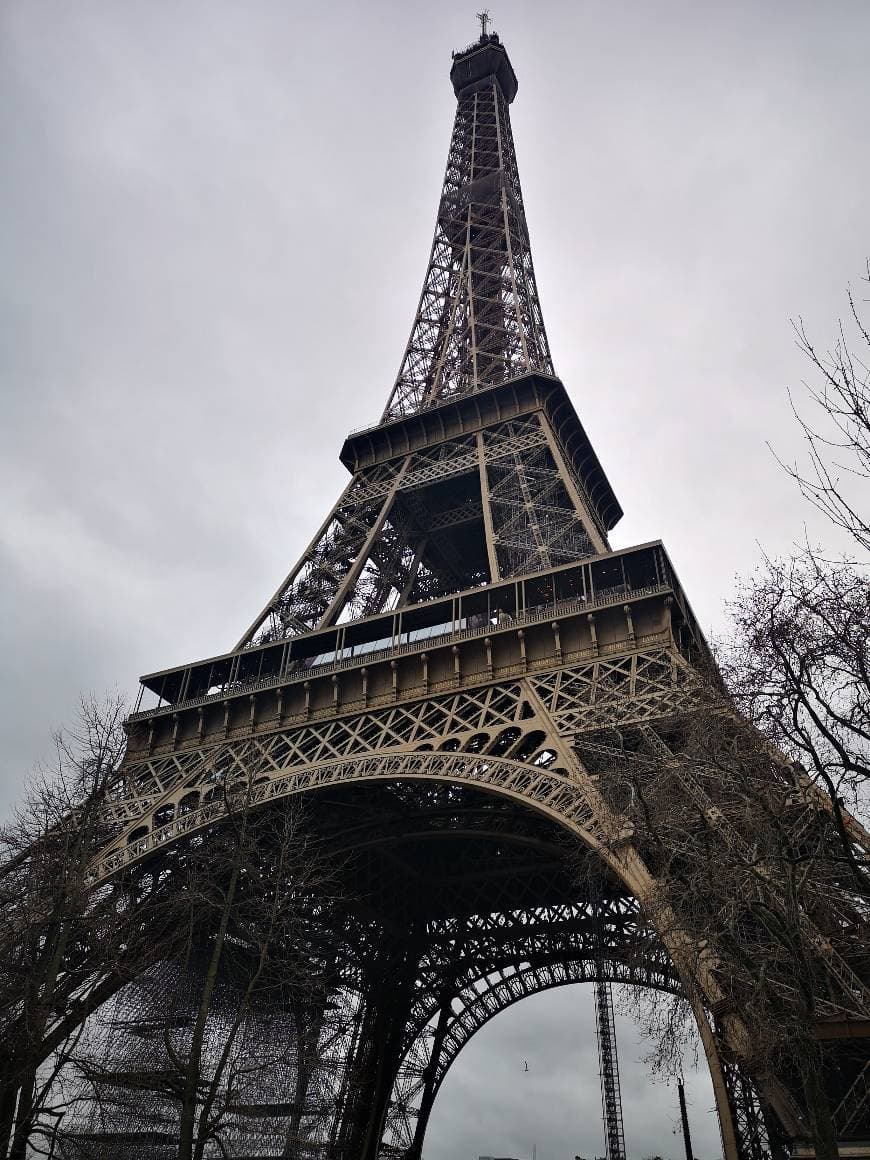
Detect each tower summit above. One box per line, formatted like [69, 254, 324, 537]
[450, 25, 517, 102]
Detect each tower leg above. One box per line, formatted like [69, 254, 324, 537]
[723, 1061, 789, 1160]
[407, 995, 453, 1159]
[332, 929, 422, 1160]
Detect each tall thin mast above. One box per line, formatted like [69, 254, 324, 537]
[594, 979, 627, 1160]
[678, 1079, 695, 1160]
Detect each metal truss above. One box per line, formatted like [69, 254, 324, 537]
[831, 1059, 870, 1144]
[26, 639, 870, 1160]
[374, 891, 674, 1158]
[398, 896, 675, 1065]
[383, 42, 552, 421]
[233, 30, 601, 649]
[240, 461, 405, 645]
[76, 632, 869, 1160]
[94, 650, 697, 876]
[483, 417, 596, 577]
[240, 410, 605, 649]
[721, 1061, 785, 1160]
[575, 723, 870, 1019]
[381, 955, 669, 1159]
[590, 880, 628, 1160]
[58, 960, 366, 1160]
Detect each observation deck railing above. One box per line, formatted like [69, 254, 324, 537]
[127, 581, 672, 725]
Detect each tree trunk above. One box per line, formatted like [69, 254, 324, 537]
[7, 1073, 34, 1160]
[177, 860, 241, 1160]
[801, 1053, 839, 1160]
[0, 1076, 18, 1156]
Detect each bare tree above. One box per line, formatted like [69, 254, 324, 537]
[167, 790, 342, 1160]
[0, 691, 349, 1160]
[55, 785, 346, 1160]
[722, 265, 870, 865]
[568, 269, 870, 1160]
[724, 551, 869, 861]
[579, 698, 870, 1160]
[0, 695, 128, 1160]
[781, 265, 870, 554]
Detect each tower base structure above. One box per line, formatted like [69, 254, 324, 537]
[80, 523, 868, 1158]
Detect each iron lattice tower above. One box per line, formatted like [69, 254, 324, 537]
[594, 979, 626, 1160]
[20, 25, 870, 1160]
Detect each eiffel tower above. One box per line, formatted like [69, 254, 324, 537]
[51, 23, 869, 1160]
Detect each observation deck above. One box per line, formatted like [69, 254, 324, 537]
[126, 541, 709, 758]
[341, 373, 624, 537]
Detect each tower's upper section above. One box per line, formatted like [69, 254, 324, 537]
[449, 33, 518, 102]
[382, 32, 554, 421]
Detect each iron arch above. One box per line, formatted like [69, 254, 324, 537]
[85, 743, 746, 1158]
[381, 955, 685, 1157]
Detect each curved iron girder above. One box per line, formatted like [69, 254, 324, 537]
[404, 896, 671, 1045]
[86, 739, 768, 1156]
[89, 747, 621, 887]
[380, 955, 681, 1158]
[81, 692, 869, 1158]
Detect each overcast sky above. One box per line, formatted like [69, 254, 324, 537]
[2, 1, 869, 1157]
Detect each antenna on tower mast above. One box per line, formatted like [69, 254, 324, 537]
[476, 8, 491, 38]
